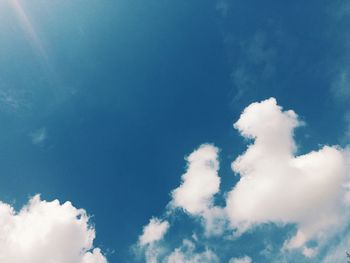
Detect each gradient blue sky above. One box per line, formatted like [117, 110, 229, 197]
[0, 0, 350, 262]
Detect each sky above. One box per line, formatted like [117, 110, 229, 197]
[0, 0, 350, 262]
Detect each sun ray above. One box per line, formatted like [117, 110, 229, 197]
[9, 0, 48, 62]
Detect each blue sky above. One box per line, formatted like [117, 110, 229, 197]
[0, 0, 350, 262]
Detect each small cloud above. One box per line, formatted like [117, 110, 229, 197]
[331, 70, 350, 101]
[170, 144, 220, 215]
[345, 113, 350, 140]
[137, 218, 170, 263]
[229, 31, 277, 104]
[229, 256, 252, 263]
[216, 0, 231, 17]
[0, 88, 25, 113]
[166, 239, 219, 263]
[139, 218, 170, 246]
[30, 127, 47, 145]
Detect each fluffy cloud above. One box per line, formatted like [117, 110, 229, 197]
[137, 218, 170, 263]
[139, 218, 170, 246]
[170, 144, 226, 235]
[229, 256, 252, 263]
[165, 239, 219, 263]
[136, 98, 350, 262]
[226, 98, 349, 252]
[0, 195, 107, 263]
[136, 145, 221, 262]
[171, 144, 220, 215]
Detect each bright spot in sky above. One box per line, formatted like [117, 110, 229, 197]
[8, 0, 48, 61]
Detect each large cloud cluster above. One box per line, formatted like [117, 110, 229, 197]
[0, 195, 107, 263]
[136, 98, 350, 262]
[226, 98, 349, 253]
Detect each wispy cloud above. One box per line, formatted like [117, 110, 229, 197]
[30, 127, 47, 146]
[0, 84, 31, 113]
[331, 71, 350, 101]
[216, 0, 231, 17]
[225, 30, 277, 104]
[166, 239, 219, 263]
[327, 1, 350, 142]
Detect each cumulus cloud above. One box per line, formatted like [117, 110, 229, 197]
[165, 239, 219, 263]
[136, 145, 223, 262]
[171, 144, 220, 215]
[137, 218, 169, 263]
[170, 144, 226, 235]
[0, 195, 107, 263]
[135, 98, 350, 262]
[229, 256, 252, 263]
[226, 98, 349, 253]
[139, 218, 170, 246]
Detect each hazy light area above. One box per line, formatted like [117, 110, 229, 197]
[9, 0, 47, 58]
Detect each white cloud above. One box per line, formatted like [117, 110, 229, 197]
[137, 218, 169, 263]
[200, 206, 227, 236]
[139, 218, 170, 246]
[226, 98, 349, 252]
[170, 144, 226, 236]
[302, 247, 317, 258]
[165, 239, 219, 263]
[229, 256, 252, 263]
[171, 144, 220, 215]
[135, 98, 350, 262]
[0, 195, 107, 263]
[136, 145, 223, 262]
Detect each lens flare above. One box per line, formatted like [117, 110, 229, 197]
[9, 0, 48, 62]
